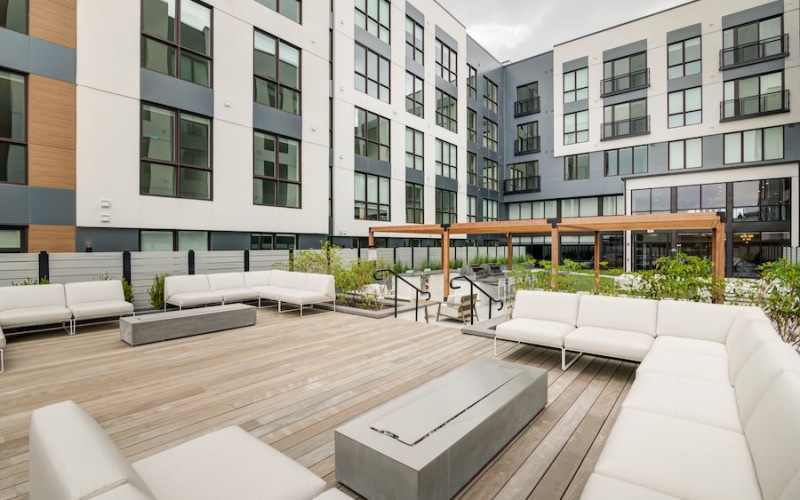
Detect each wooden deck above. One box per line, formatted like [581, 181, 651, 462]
[0, 309, 636, 499]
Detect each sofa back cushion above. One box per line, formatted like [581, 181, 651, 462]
[512, 290, 580, 325]
[744, 371, 800, 500]
[164, 275, 210, 299]
[207, 273, 247, 292]
[727, 317, 781, 382]
[243, 271, 271, 287]
[0, 284, 65, 311]
[29, 400, 155, 500]
[735, 340, 800, 425]
[577, 294, 658, 336]
[65, 281, 125, 306]
[656, 300, 743, 343]
[270, 270, 302, 289]
[303, 273, 335, 299]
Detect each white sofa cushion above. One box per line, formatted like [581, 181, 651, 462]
[637, 348, 730, 385]
[263, 288, 331, 306]
[727, 319, 782, 382]
[576, 295, 658, 337]
[495, 318, 575, 349]
[0, 283, 66, 310]
[164, 275, 211, 301]
[0, 306, 73, 328]
[734, 340, 800, 425]
[564, 326, 654, 362]
[511, 290, 581, 324]
[650, 336, 727, 358]
[220, 288, 260, 303]
[303, 273, 336, 299]
[70, 301, 135, 320]
[270, 269, 301, 289]
[0, 326, 5, 349]
[133, 426, 326, 500]
[581, 472, 681, 500]
[207, 273, 247, 291]
[65, 281, 126, 306]
[656, 300, 743, 343]
[243, 271, 271, 287]
[594, 408, 761, 500]
[166, 292, 224, 308]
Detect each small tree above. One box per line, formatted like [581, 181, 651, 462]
[279, 241, 342, 275]
[149, 273, 169, 309]
[632, 253, 718, 302]
[744, 259, 800, 349]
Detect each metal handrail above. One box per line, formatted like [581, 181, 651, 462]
[374, 268, 432, 321]
[719, 34, 789, 69]
[450, 275, 504, 325]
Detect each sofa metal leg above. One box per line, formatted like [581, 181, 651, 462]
[493, 336, 497, 357]
[562, 349, 582, 370]
[0, 348, 3, 374]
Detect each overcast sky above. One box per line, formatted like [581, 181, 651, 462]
[436, 0, 692, 62]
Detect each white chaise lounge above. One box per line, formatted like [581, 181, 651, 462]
[65, 280, 135, 335]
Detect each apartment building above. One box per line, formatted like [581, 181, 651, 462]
[0, 0, 797, 276]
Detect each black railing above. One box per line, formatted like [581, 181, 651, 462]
[601, 115, 650, 140]
[374, 268, 431, 321]
[720, 90, 790, 121]
[514, 96, 541, 117]
[449, 276, 504, 325]
[504, 175, 541, 194]
[600, 68, 649, 96]
[720, 34, 789, 69]
[514, 136, 541, 155]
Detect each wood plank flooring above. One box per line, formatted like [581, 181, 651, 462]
[0, 308, 636, 499]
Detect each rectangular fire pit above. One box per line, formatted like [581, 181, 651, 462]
[120, 304, 256, 346]
[334, 357, 547, 500]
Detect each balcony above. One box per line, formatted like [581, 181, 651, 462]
[514, 96, 541, 117]
[600, 68, 649, 97]
[720, 90, 790, 121]
[514, 136, 541, 156]
[601, 116, 650, 140]
[504, 175, 541, 193]
[720, 34, 789, 70]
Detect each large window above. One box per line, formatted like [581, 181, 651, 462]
[482, 118, 498, 152]
[723, 126, 783, 164]
[564, 110, 588, 144]
[515, 122, 539, 155]
[563, 68, 587, 103]
[483, 158, 498, 191]
[435, 39, 457, 84]
[723, 16, 785, 68]
[505, 161, 539, 193]
[254, 31, 301, 115]
[561, 197, 598, 218]
[602, 99, 648, 139]
[604, 146, 647, 176]
[722, 71, 786, 120]
[515, 82, 539, 116]
[631, 188, 671, 214]
[669, 138, 703, 170]
[141, 104, 211, 200]
[467, 108, 477, 142]
[141, 230, 209, 251]
[355, 0, 389, 43]
[254, 0, 300, 23]
[508, 200, 557, 220]
[467, 65, 477, 100]
[435, 89, 457, 132]
[251, 233, 296, 250]
[467, 152, 477, 185]
[0, 227, 24, 253]
[406, 182, 424, 223]
[467, 195, 476, 222]
[253, 131, 300, 208]
[564, 154, 589, 181]
[0, 70, 25, 185]
[733, 178, 790, 222]
[483, 77, 498, 113]
[668, 37, 701, 79]
[668, 87, 702, 128]
[483, 199, 498, 221]
[355, 43, 390, 103]
[602, 52, 647, 95]
[0, 0, 26, 33]
[405, 127, 423, 171]
[141, 0, 212, 87]
[405, 17, 423, 63]
[354, 108, 389, 161]
[435, 188, 457, 224]
[435, 139, 457, 179]
[405, 72, 423, 116]
[354, 172, 390, 221]
[676, 183, 726, 213]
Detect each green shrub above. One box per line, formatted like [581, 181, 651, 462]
[335, 258, 385, 310]
[450, 258, 464, 270]
[415, 259, 442, 271]
[390, 261, 411, 274]
[149, 273, 169, 309]
[277, 241, 342, 275]
[631, 253, 719, 302]
[12, 276, 48, 286]
[735, 259, 800, 349]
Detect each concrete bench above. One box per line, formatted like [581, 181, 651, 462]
[120, 304, 256, 346]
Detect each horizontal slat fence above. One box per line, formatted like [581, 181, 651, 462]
[0, 254, 39, 286]
[250, 250, 290, 271]
[195, 251, 245, 275]
[130, 252, 189, 309]
[49, 253, 123, 284]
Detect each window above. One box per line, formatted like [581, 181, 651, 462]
[0, 0, 26, 33]
[467, 108, 477, 142]
[406, 182, 424, 223]
[733, 178, 791, 222]
[435, 89, 457, 132]
[435, 189, 457, 224]
[515, 122, 539, 155]
[483, 158, 498, 191]
[467, 152, 477, 185]
[140, 230, 208, 251]
[505, 161, 539, 193]
[602, 52, 647, 95]
[669, 138, 702, 170]
[515, 82, 539, 116]
[141, 0, 212, 87]
[435, 139, 457, 179]
[254, 31, 301, 115]
[482, 118, 498, 152]
[0, 70, 25, 185]
[724, 126, 783, 164]
[354, 172, 390, 221]
[602, 99, 648, 139]
[141, 104, 211, 199]
[405, 72, 423, 116]
[668, 37, 701, 79]
[563, 68, 588, 103]
[483, 77, 498, 113]
[405, 127, 423, 171]
[254, 0, 300, 23]
[676, 183, 725, 213]
[565, 154, 589, 181]
[483, 199, 498, 221]
[355, 0, 389, 43]
[435, 39, 457, 84]
[253, 131, 300, 208]
[631, 188, 671, 214]
[562, 197, 598, 217]
[467, 65, 477, 99]
[508, 200, 556, 220]
[405, 17, 423, 63]
[602, 195, 624, 216]
[354, 108, 390, 161]
[251, 233, 273, 250]
[722, 16, 785, 68]
[564, 110, 588, 144]
[355, 44, 390, 103]
[604, 146, 647, 176]
[251, 233, 297, 250]
[668, 87, 702, 128]
[467, 195, 476, 222]
[0, 227, 24, 253]
[722, 71, 786, 120]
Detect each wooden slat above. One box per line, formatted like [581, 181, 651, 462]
[27, 225, 75, 253]
[29, 0, 76, 48]
[27, 75, 76, 191]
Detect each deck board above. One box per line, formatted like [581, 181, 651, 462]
[0, 308, 636, 499]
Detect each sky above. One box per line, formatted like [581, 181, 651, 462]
[435, 0, 692, 62]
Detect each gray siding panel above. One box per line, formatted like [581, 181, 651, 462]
[434, 26, 458, 51]
[405, 168, 424, 185]
[140, 69, 214, 117]
[722, 0, 784, 29]
[0, 29, 31, 74]
[435, 176, 458, 191]
[666, 24, 702, 44]
[562, 56, 588, 73]
[29, 188, 76, 225]
[253, 103, 303, 139]
[0, 184, 30, 224]
[30, 38, 76, 83]
[722, 58, 785, 80]
[667, 73, 703, 92]
[354, 156, 392, 178]
[603, 88, 648, 106]
[405, 1, 424, 24]
[354, 28, 391, 59]
[603, 40, 647, 61]
[564, 100, 589, 114]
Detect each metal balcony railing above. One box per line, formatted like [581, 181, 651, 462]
[720, 90, 790, 121]
[720, 34, 789, 69]
[504, 175, 541, 194]
[514, 136, 541, 155]
[514, 96, 541, 117]
[601, 115, 650, 140]
[600, 68, 649, 97]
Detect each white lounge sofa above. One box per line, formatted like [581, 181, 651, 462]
[163, 275, 224, 310]
[29, 400, 349, 500]
[65, 280, 135, 335]
[0, 325, 5, 373]
[207, 272, 259, 304]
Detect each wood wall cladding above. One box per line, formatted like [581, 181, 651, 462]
[28, 75, 76, 190]
[29, 0, 77, 49]
[28, 224, 76, 253]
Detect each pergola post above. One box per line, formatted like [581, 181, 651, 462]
[507, 233, 513, 271]
[442, 227, 451, 298]
[712, 221, 726, 304]
[368, 230, 374, 248]
[593, 231, 601, 293]
[550, 225, 559, 291]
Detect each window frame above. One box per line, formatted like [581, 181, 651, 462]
[253, 130, 302, 208]
[563, 67, 588, 103]
[0, 0, 27, 34]
[467, 108, 477, 143]
[723, 126, 784, 164]
[668, 87, 702, 128]
[0, 69, 27, 186]
[467, 195, 477, 222]
[564, 110, 589, 145]
[604, 145, 648, 176]
[354, 107, 390, 161]
[482, 117, 498, 152]
[483, 158, 498, 191]
[482, 199, 498, 221]
[406, 181, 424, 223]
[405, 16, 424, 63]
[564, 153, 590, 181]
[435, 188, 457, 224]
[483, 77, 498, 113]
[354, 0, 390, 43]
[602, 51, 648, 95]
[405, 126, 423, 171]
[254, 0, 301, 23]
[668, 138, 703, 170]
[0, 226, 25, 253]
[139, 229, 210, 251]
[467, 65, 477, 99]
[254, 30, 302, 115]
[467, 152, 477, 185]
[435, 38, 458, 85]
[435, 89, 458, 132]
[667, 36, 701, 79]
[354, 172, 390, 221]
[355, 43, 390, 103]
[405, 71, 423, 116]
[435, 139, 457, 179]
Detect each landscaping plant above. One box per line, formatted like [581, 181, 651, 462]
[149, 273, 169, 309]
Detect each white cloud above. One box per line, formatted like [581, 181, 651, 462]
[467, 23, 532, 59]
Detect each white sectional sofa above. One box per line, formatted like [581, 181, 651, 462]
[0, 325, 5, 373]
[28, 400, 350, 500]
[65, 280, 135, 335]
[497, 290, 800, 500]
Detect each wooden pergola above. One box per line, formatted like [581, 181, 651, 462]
[369, 212, 726, 300]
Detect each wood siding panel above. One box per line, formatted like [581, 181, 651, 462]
[29, 0, 76, 48]
[28, 75, 76, 190]
[28, 224, 76, 253]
